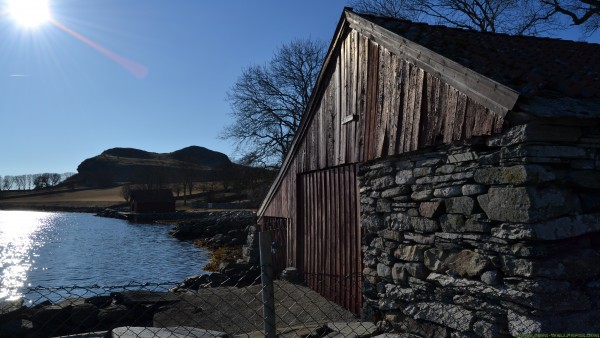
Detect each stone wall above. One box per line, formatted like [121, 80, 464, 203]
[359, 120, 600, 337]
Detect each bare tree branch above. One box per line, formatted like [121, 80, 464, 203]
[350, 0, 598, 36]
[223, 38, 326, 168]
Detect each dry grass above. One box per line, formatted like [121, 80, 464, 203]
[0, 187, 126, 209]
[194, 239, 243, 272]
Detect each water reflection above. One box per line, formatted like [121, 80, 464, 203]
[0, 211, 56, 300]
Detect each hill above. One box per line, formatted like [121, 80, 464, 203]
[70, 146, 233, 187]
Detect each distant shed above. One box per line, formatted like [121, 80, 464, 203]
[130, 189, 175, 213]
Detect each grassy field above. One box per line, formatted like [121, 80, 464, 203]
[0, 186, 127, 210]
[0, 184, 253, 211]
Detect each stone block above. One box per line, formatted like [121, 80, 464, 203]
[395, 170, 415, 185]
[391, 264, 409, 284]
[364, 267, 378, 284]
[436, 164, 456, 174]
[502, 145, 587, 160]
[381, 186, 411, 198]
[447, 250, 491, 278]
[395, 160, 413, 170]
[394, 245, 426, 262]
[362, 215, 384, 232]
[410, 217, 440, 233]
[389, 213, 413, 231]
[404, 302, 475, 332]
[376, 199, 392, 213]
[371, 175, 396, 190]
[404, 262, 429, 279]
[473, 164, 555, 185]
[423, 249, 454, 273]
[480, 271, 501, 285]
[507, 309, 600, 336]
[501, 248, 600, 279]
[445, 196, 475, 215]
[448, 152, 478, 163]
[462, 184, 486, 196]
[414, 166, 434, 178]
[416, 158, 443, 167]
[477, 186, 575, 223]
[464, 217, 492, 233]
[486, 124, 582, 147]
[491, 214, 600, 241]
[404, 233, 435, 244]
[419, 200, 444, 218]
[439, 214, 465, 232]
[411, 189, 433, 201]
[379, 229, 402, 242]
[377, 263, 392, 279]
[433, 186, 462, 198]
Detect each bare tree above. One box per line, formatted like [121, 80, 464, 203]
[33, 173, 53, 190]
[49, 173, 62, 187]
[14, 175, 26, 190]
[350, 0, 598, 35]
[541, 0, 599, 34]
[2, 176, 14, 191]
[223, 38, 326, 168]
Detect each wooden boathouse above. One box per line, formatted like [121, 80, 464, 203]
[257, 7, 600, 317]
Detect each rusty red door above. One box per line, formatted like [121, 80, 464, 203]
[298, 164, 362, 314]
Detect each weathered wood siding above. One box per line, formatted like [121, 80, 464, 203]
[298, 165, 361, 315]
[260, 28, 503, 224]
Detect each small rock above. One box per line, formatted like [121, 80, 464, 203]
[481, 271, 501, 285]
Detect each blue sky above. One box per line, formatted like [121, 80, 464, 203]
[0, 0, 597, 175]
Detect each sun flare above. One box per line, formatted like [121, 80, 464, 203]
[7, 0, 52, 28]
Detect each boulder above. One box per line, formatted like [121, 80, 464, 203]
[473, 165, 555, 185]
[447, 250, 492, 278]
[478, 186, 575, 223]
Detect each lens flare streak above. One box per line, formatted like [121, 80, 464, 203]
[50, 18, 149, 79]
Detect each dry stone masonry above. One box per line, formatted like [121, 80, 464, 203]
[359, 119, 600, 337]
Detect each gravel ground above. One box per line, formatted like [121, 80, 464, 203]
[153, 280, 359, 335]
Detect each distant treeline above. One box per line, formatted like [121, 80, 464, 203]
[0, 172, 76, 191]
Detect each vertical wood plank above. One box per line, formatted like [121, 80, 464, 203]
[453, 92, 468, 141]
[411, 67, 425, 151]
[357, 35, 368, 163]
[462, 97, 478, 140]
[339, 36, 347, 165]
[442, 84, 458, 143]
[387, 54, 402, 156]
[374, 47, 389, 158]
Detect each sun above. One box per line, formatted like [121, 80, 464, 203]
[7, 0, 52, 28]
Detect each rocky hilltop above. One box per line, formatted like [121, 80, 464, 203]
[69, 146, 233, 187]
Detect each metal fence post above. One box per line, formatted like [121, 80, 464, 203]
[259, 230, 277, 338]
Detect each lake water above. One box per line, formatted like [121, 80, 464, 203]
[0, 210, 209, 302]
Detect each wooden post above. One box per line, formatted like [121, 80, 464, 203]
[259, 230, 277, 338]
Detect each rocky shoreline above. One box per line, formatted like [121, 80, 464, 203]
[0, 209, 269, 337]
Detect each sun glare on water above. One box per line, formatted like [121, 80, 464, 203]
[7, 0, 52, 28]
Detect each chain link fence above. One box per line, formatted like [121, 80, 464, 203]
[0, 268, 376, 338]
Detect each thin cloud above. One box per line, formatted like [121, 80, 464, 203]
[9, 74, 29, 77]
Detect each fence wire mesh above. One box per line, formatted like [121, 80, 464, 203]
[0, 269, 375, 338]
